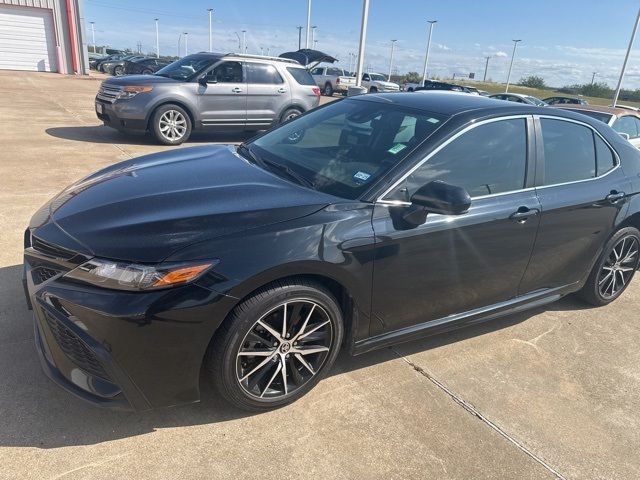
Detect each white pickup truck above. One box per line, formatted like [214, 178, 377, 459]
[310, 66, 356, 96]
[361, 73, 400, 93]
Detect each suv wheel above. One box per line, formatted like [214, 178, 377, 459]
[142, 68, 153, 75]
[279, 107, 303, 125]
[113, 65, 124, 76]
[324, 83, 334, 96]
[369, 86, 378, 93]
[578, 226, 640, 306]
[206, 280, 344, 411]
[151, 104, 192, 145]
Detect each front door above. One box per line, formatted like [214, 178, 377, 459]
[197, 60, 247, 129]
[245, 62, 291, 128]
[371, 116, 540, 335]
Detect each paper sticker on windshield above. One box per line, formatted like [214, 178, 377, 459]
[353, 171, 371, 184]
[388, 143, 407, 154]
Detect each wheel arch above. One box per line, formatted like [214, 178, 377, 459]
[146, 99, 197, 131]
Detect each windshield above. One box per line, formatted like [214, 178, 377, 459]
[564, 109, 614, 124]
[156, 55, 216, 80]
[247, 99, 447, 199]
[526, 96, 548, 106]
[369, 73, 386, 82]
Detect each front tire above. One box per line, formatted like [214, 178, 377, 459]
[206, 280, 344, 411]
[578, 226, 640, 306]
[369, 86, 378, 93]
[113, 65, 124, 76]
[150, 104, 192, 145]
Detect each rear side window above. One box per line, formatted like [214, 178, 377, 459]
[247, 63, 283, 84]
[540, 119, 596, 184]
[286, 67, 316, 85]
[614, 116, 640, 139]
[595, 135, 616, 176]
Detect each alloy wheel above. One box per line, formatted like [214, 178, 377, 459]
[236, 300, 333, 399]
[284, 111, 299, 122]
[598, 235, 639, 299]
[158, 110, 187, 142]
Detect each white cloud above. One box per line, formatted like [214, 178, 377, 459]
[495, 51, 508, 58]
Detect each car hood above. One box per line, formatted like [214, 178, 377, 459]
[104, 74, 180, 86]
[31, 145, 337, 263]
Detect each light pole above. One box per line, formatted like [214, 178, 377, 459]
[354, 0, 370, 88]
[388, 39, 397, 81]
[421, 20, 437, 85]
[591, 71, 598, 84]
[267, 46, 271, 56]
[234, 32, 241, 52]
[154, 18, 159, 58]
[177, 33, 182, 58]
[89, 22, 95, 53]
[207, 9, 213, 52]
[311, 26, 317, 46]
[242, 30, 247, 53]
[260, 46, 264, 56]
[305, 0, 312, 49]
[613, 7, 640, 107]
[483, 55, 491, 82]
[505, 39, 521, 93]
[297, 26, 303, 50]
[184, 32, 188, 56]
[313, 39, 318, 48]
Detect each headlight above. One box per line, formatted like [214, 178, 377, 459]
[117, 85, 153, 100]
[64, 258, 217, 291]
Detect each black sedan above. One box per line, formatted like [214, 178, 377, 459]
[124, 57, 172, 75]
[103, 55, 147, 76]
[24, 93, 640, 411]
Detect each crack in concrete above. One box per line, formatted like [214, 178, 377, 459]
[391, 347, 567, 480]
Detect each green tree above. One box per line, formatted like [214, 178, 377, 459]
[518, 75, 546, 89]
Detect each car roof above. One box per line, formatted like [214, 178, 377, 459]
[553, 104, 638, 118]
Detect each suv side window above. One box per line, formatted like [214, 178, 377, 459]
[310, 67, 324, 75]
[246, 62, 284, 84]
[613, 116, 639, 138]
[385, 118, 527, 201]
[540, 118, 596, 184]
[206, 61, 243, 83]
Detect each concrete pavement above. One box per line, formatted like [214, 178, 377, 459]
[0, 71, 638, 479]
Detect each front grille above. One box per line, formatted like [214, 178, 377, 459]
[96, 84, 121, 103]
[32, 266, 60, 285]
[43, 311, 112, 381]
[31, 236, 76, 261]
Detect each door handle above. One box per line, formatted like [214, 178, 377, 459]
[231, 87, 243, 93]
[277, 87, 287, 93]
[509, 206, 539, 223]
[605, 191, 625, 204]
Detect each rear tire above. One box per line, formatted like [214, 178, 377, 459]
[369, 86, 378, 93]
[150, 104, 192, 145]
[206, 280, 344, 411]
[142, 68, 153, 75]
[279, 107, 303, 125]
[324, 82, 334, 96]
[113, 65, 124, 76]
[577, 226, 640, 306]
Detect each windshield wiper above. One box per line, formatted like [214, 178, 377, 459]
[237, 143, 259, 164]
[237, 144, 314, 189]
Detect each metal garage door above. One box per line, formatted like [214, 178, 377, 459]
[0, 5, 57, 72]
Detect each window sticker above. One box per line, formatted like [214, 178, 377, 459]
[388, 143, 407, 154]
[353, 171, 372, 184]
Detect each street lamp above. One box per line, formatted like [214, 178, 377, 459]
[207, 9, 213, 52]
[613, 7, 640, 107]
[234, 32, 241, 52]
[421, 20, 437, 85]
[483, 55, 491, 82]
[242, 30, 247, 53]
[177, 33, 182, 58]
[354, 0, 370, 88]
[311, 25, 317, 46]
[154, 18, 159, 58]
[305, 0, 312, 49]
[505, 39, 521, 93]
[184, 32, 189, 56]
[388, 39, 397, 81]
[89, 21, 96, 53]
[591, 71, 598, 84]
[297, 26, 303, 50]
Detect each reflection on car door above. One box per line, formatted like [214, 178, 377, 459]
[197, 60, 247, 129]
[519, 117, 631, 292]
[245, 62, 291, 128]
[370, 117, 540, 335]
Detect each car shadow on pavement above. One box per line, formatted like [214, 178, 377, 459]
[45, 125, 258, 146]
[0, 263, 595, 449]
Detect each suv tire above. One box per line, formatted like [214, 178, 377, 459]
[324, 82, 334, 96]
[369, 86, 378, 93]
[150, 104, 192, 145]
[206, 279, 344, 411]
[113, 65, 124, 76]
[279, 107, 303, 125]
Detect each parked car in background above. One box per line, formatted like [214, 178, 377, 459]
[310, 66, 356, 96]
[103, 55, 147, 76]
[88, 53, 107, 70]
[543, 96, 588, 105]
[95, 54, 127, 72]
[361, 72, 400, 93]
[414, 80, 468, 93]
[124, 57, 172, 75]
[490, 93, 548, 106]
[554, 104, 640, 148]
[27, 92, 640, 412]
[95, 53, 321, 145]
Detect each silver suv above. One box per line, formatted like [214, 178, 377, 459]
[95, 53, 321, 145]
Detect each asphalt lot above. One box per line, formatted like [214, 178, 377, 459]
[1, 70, 639, 480]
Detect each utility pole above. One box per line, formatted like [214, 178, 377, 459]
[260, 46, 264, 56]
[297, 26, 303, 50]
[483, 55, 491, 82]
[505, 39, 521, 93]
[184, 32, 188, 56]
[421, 20, 437, 85]
[177, 33, 182, 58]
[267, 46, 271, 56]
[207, 9, 213, 52]
[234, 32, 241, 52]
[305, 0, 312, 49]
[388, 39, 397, 81]
[613, 7, 640, 107]
[354, 0, 370, 87]
[314, 39, 318, 48]
[89, 22, 95, 53]
[242, 30, 247, 53]
[591, 71, 597, 84]
[311, 26, 317, 46]
[154, 18, 159, 58]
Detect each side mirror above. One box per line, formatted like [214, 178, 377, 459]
[619, 132, 631, 140]
[198, 76, 208, 87]
[411, 180, 471, 215]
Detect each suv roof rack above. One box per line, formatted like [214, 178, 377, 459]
[224, 53, 300, 65]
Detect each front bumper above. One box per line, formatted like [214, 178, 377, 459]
[95, 96, 148, 134]
[24, 236, 235, 410]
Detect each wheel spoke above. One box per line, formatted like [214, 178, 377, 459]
[281, 303, 288, 338]
[288, 356, 305, 385]
[293, 345, 330, 355]
[280, 356, 288, 395]
[599, 271, 613, 286]
[260, 361, 282, 398]
[257, 319, 281, 341]
[297, 319, 330, 341]
[239, 352, 277, 382]
[295, 353, 315, 374]
[617, 270, 627, 287]
[238, 349, 274, 357]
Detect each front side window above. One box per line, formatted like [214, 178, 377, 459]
[206, 61, 243, 83]
[247, 99, 446, 199]
[385, 118, 527, 201]
[613, 116, 639, 138]
[540, 119, 596, 184]
[155, 55, 215, 80]
[246, 63, 283, 84]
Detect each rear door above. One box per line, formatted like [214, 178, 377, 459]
[519, 116, 631, 293]
[245, 62, 290, 128]
[197, 60, 247, 129]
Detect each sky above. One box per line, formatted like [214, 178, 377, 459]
[84, 0, 640, 89]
